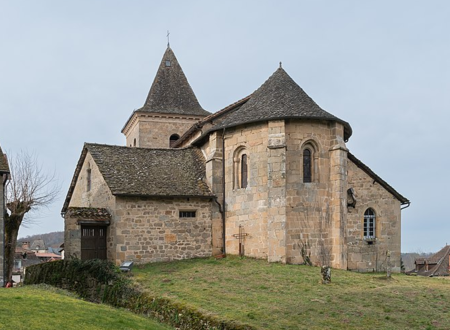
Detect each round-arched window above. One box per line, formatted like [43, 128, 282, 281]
[170, 134, 180, 148]
[364, 208, 376, 239]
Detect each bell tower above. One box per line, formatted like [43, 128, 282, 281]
[122, 47, 209, 148]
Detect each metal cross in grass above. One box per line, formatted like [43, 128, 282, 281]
[232, 225, 249, 257]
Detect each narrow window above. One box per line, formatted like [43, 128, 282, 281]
[179, 211, 196, 218]
[170, 134, 180, 148]
[303, 148, 312, 183]
[364, 208, 376, 239]
[86, 168, 92, 192]
[133, 138, 136, 147]
[241, 154, 248, 188]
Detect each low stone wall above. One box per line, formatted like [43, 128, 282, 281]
[24, 259, 255, 330]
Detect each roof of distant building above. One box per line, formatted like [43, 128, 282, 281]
[30, 239, 46, 251]
[414, 245, 450, 277]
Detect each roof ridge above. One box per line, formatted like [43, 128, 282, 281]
[348, 152, 409, 205]
[84, 142, 195, 152]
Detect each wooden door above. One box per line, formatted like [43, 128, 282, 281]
[81, 226, 107, 260]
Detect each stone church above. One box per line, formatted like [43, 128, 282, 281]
[62, 46, 409, 272]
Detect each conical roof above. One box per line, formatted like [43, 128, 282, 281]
[140, 47, 210, 116]
[213, 67, 352, 140]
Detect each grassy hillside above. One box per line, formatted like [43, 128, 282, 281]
[133, 256, 450, 330]
[0, 285, 171, 330]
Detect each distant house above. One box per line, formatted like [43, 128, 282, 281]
[0, 145, 10, 287]
[413, 245, 450, 277]
[13, 239, 62, 282]
[30, 239, 46, 253]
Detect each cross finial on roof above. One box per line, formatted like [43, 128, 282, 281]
[279, 61, 282, 68]
[167, 30, 170, 48]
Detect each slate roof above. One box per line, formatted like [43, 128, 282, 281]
[140, 47, 210, 117]
[348, 152, 409, 205]
[175, 67, 353, 147]
[30, 239, 46, 251]
[62, 143, 213, 213]
[66, 207, 111, 220]
[210, 67, 352, 140]
[0, 145, 9, 173]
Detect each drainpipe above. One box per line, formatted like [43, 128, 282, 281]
[222, 128, 226, 255]
[401, 202, 411, 210]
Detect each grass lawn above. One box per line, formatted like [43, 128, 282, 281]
[133, 256, 450, 330]
[0, 285, 171, 330]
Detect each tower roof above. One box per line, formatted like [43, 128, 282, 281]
[212, 67, 352, 140]
[139, 47, 210, 116]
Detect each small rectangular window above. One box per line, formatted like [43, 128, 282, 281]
[179, 211, 196, 218]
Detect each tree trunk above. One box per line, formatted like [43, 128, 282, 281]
[4, 213, 23, 284]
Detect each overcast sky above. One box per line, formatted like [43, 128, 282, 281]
[1, 1, 448, 252]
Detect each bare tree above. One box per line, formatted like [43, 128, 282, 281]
[4, 151, 59, 283]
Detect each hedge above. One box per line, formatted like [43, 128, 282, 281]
[24, 259, 256, 330]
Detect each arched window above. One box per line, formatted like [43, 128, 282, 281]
[364, 208, 376, 239]
[170, 134, 180, 148]
[233, 147, 249, 189]
[303, 148, 312, 183]
[241, 154, 248, 188]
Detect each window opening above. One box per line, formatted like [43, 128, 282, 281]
[364, 208, 376, 240]
[165, 60, 171, 67]
[170, 134, 180, 148]
[87, 168, 92, 192]
[241, 154, 248, 188]
[303, 148, 312, 183]
[179, 211, 196, 218]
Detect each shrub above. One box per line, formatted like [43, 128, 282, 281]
[24, 259, 255, 330]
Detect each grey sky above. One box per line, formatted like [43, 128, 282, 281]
[1, 1, 448, 252]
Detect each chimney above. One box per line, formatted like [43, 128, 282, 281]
[22, 241, 30, 250]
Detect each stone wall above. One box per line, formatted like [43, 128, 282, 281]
[221, 123, 270, 259]
[201, 131, 225, 255]
[113, 197, 213, 264]
[285, 120, 342, 267]
[346, 159, 402, 272]
[65, 152, 116, 259]
[123, 113, 204, 148]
